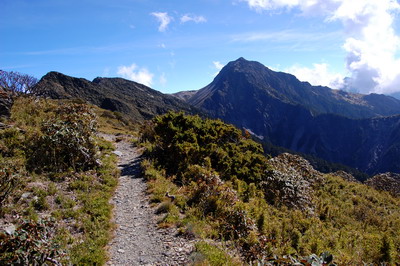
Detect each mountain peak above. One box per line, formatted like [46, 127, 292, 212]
[235, 57, 248, 62]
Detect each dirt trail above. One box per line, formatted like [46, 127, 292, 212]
[105, 135, 194, 266]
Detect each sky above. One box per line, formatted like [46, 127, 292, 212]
[1, 0, 400, 94]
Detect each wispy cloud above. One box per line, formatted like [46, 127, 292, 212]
[159, 73, 167, 86]
[213, 61, 224, 76]
[151, 12, 173, 32]
[117, 64, 154, 87]
[180, 14, 207, 24]
[231, 30, 342, 43]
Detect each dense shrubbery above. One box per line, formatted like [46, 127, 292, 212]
[143, 112, 270, 184]
[141, 112, 400, 264]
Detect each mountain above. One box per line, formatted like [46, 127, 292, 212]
[189, 58, 400, 175]
[34, 72, 199, 122]
[189, 57, 400, 119]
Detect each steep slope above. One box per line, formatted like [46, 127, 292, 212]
[34, 72, 198, 121]
[190, 58, 400, 175]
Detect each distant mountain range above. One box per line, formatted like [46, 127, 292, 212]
[33, 59, 400, 175]
[183, 58, 400, 175]
[34, 71, 198, 122]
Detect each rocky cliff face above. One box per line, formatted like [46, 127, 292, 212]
[189, 58, 400, 175]
[34, 72, 198, 122]
[0, 87, 13, 118]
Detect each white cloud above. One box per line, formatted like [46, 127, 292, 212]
[117, 64, 154, 87]
[242, 0, 400, 94]
[180, 14, 207, 23]
[286, 63, 344, 89]
[151, 12, 172, 32]
[213, 61, 224, 76]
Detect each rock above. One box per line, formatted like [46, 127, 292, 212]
[4, 224, 16, 235]
[21, 192, 31, 199]
[0, 87, 13, 118]
[117, 249, 125, 253]
[113, 150, 123, 157]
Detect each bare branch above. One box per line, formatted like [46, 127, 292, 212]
[0, 70, 38, 95]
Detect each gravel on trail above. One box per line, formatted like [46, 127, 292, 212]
[105, 135, 195, 266]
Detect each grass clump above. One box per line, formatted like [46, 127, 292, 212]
[192, 241, 239, 266]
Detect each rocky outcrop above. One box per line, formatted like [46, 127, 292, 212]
[365, 173, 400, 197]
[0, 87, 13, 118]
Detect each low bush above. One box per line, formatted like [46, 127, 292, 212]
[0, 219, 63, 265]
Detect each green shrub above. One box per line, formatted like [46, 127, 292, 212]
[144, 112, 270, 184]
[28, 103, 98, 172]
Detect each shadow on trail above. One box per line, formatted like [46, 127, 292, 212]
[119, 154, 143, 178]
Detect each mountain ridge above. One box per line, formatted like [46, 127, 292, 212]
[34, 71, 199, 122]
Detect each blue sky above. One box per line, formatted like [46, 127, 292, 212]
[1, 0, 400, 94]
